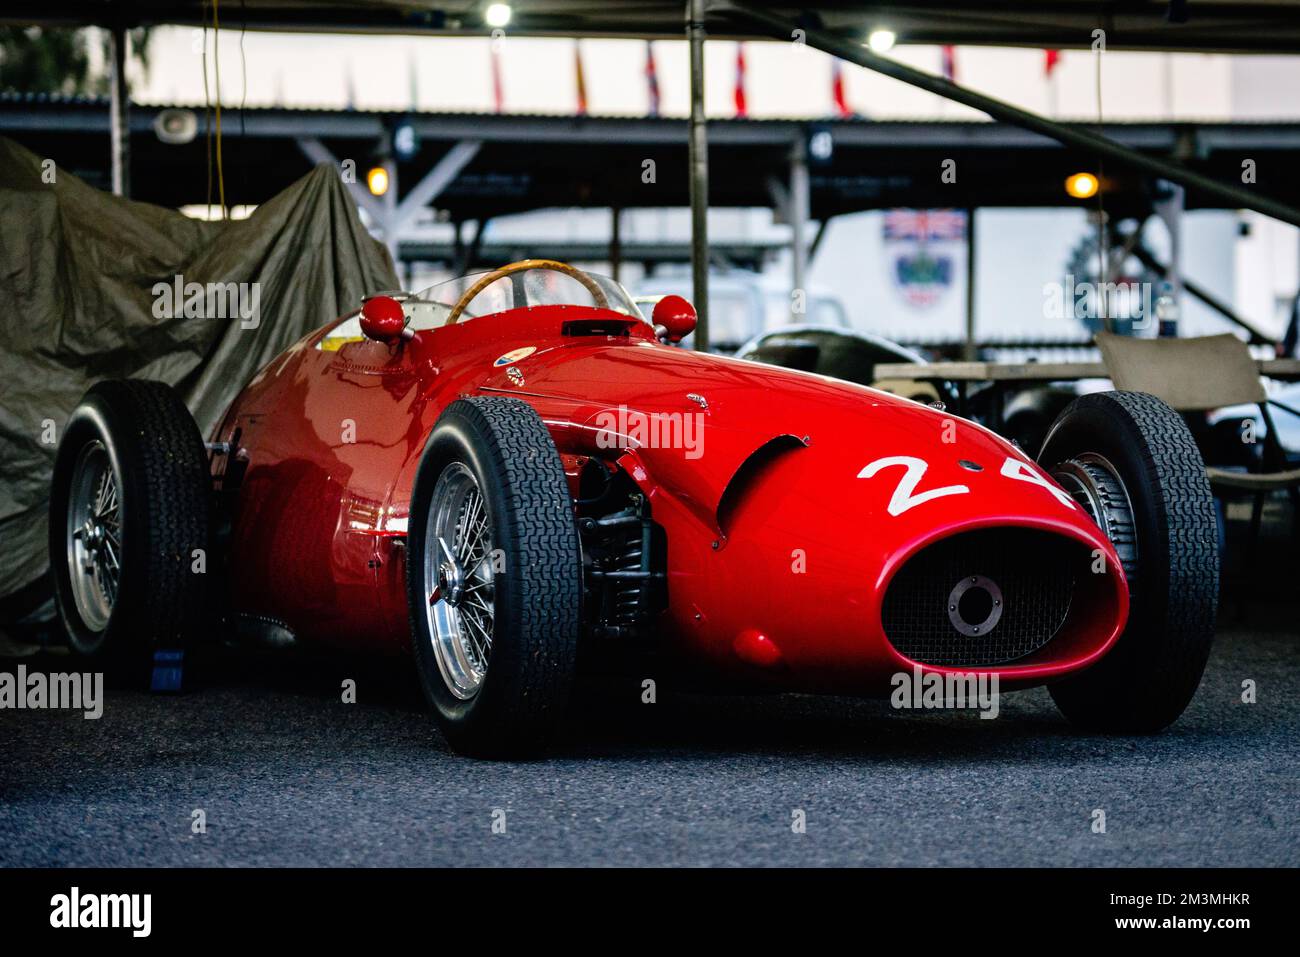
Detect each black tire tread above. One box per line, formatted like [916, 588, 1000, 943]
[52, 379, 210, 661]
[460, 396, 581, 727]
[106, 380, 210, 647]
[1041, 390, 1218, 732]
[407, 396, 581, 756]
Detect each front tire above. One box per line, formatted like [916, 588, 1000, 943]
[49, 380, 211, 677]
[406, 397, 582, 757]
[1038, 391, 1218, 732]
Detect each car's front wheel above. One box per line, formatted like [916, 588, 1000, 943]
[406, 396, 582, 757]
[1038, 390, 1218, 732]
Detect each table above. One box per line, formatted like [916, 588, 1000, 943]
[872, 358, 1300, 430]
[874, 358, 1300, 384]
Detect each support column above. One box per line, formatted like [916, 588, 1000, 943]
[391, 140, 481, 232]
[790, 135, 810, 322]
[109, 25, 130, 197]
[298, 137, 383, 220]
[965, 208, 977, 360]
[382, 155, 399, 264]
[610, 206, 623, 282]
[687, 0, 710, 350]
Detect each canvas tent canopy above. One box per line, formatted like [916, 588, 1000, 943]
[0, 136, 398, 612]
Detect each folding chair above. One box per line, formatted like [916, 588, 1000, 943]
[1097, 332, 1300, 592]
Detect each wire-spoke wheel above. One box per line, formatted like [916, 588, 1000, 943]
[49, 379, 211, 675]
[425, 462, 497, 699]
[407, 396, 582, 757]
[67, 440, 123, 632]
[1050, 452, 1139, 585]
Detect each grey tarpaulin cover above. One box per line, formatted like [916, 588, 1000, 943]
[0, 136, 399, 605]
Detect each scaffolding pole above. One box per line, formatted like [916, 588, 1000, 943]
[687, 0, 711, 350]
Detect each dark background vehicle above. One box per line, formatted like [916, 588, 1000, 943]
[638, 271, 851, 354]
[1208, 381, 1300, 468]
[736, 325, 1075, 453]
[736, 325, 950, 405]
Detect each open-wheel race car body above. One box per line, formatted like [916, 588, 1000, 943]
[50, 261, 1219, 755]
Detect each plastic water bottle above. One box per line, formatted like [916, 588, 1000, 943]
[1154, 281, 1179, 338]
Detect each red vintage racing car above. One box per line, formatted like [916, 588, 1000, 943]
[50, 260, 1218, 755]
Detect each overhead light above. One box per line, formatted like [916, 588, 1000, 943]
[808, 128, 834, 163]
[367, 165, 390, 197]
[867, 29, 896, 53]
[393, 121, 419, 161]
[485, 3, 512, 28]
[1065, 172, 1099, 199]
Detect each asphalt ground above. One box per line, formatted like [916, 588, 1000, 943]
[1, 612, 1295, 867]
[2, 513, 1296, 867]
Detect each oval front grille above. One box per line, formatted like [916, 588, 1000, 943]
[881, 529, 1077, 667]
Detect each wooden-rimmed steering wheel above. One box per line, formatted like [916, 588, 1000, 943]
[444, 259, 610, 325]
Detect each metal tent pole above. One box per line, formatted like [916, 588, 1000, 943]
[790, 134, 810, 321]
[965, 208, 977, 360]
[109, 25, 130, 197]
[687, 0, 710, 350]
[610, 206, 623, 282]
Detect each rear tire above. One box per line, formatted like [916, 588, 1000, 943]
[49, 380, 211, 679]
[407, 397, 582, 757]
[1038, 391, 1218, 732]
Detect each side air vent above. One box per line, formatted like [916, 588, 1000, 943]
[715, 435, 807, 534]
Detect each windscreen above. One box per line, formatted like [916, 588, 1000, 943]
[412, 268, 644, 323]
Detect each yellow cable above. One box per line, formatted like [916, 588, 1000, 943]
[214, 0, 226, 218]
[202, 2, 211, 220]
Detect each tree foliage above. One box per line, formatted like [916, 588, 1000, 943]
[0, 26, 150, 96]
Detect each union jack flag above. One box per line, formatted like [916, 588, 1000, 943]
[883, 209, 967, 242]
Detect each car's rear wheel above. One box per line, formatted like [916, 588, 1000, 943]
[406, 396, 582, 757]
[49, 380, 211, 678]
[1038, 390, 1218, 732]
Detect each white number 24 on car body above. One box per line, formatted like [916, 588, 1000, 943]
[858, 455, 1077, 516]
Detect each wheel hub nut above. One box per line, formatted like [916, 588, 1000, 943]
[438, 560, 464, 606]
